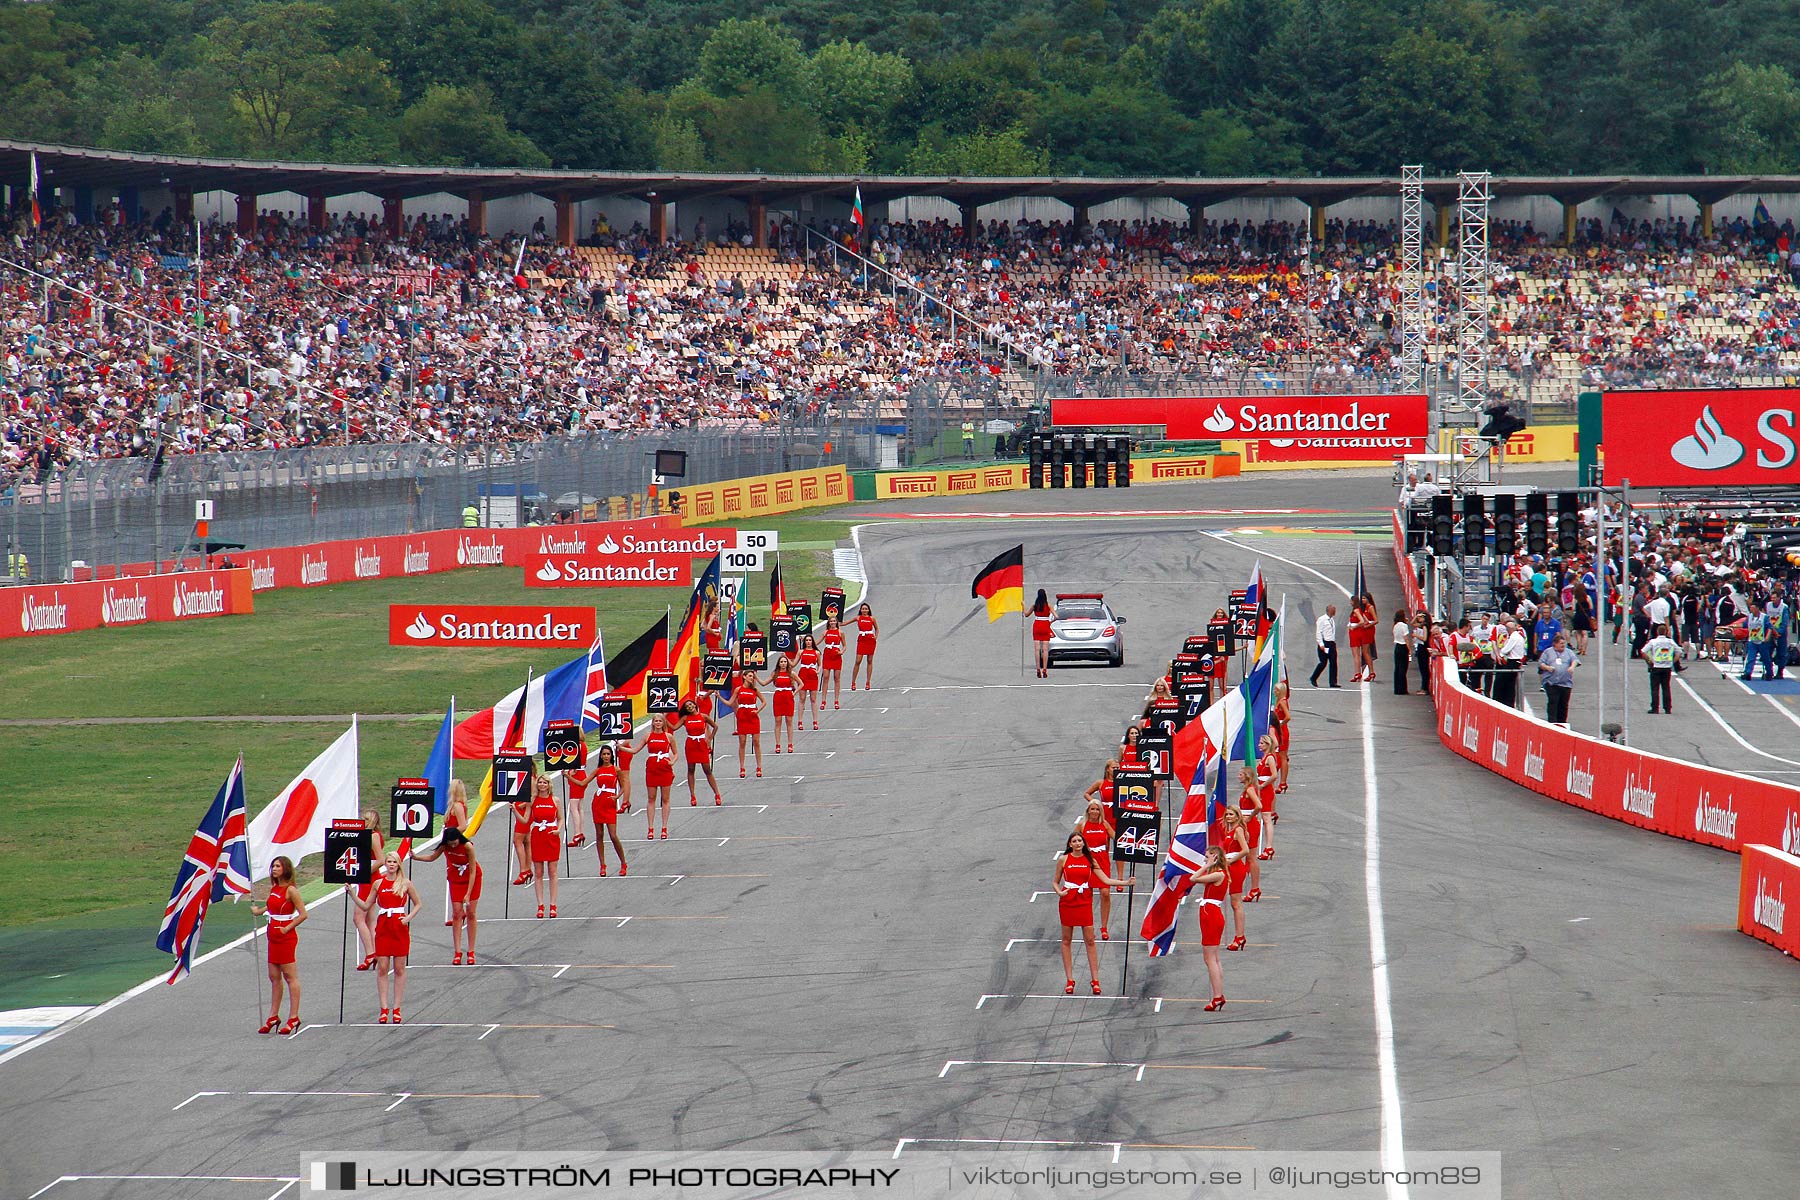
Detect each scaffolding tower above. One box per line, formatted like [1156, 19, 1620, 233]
[1454, 170, 1491, 417]
[1398, 165, 1426, 394]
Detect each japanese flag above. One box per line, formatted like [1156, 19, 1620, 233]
[247, 719, 362, 879]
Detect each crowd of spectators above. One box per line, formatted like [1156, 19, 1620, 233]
[7, 196, 1800, 481]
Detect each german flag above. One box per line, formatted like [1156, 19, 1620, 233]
[769, 555, 788, 618]
[971, 545, 1025, 622]
[606, 618, 668, 724]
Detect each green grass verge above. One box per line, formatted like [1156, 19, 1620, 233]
[0, 510, 856, 1007]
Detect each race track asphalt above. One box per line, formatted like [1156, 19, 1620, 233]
[2, 468, 1794, 1200]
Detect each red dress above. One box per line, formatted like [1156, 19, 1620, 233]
[797, 648, 821, 691]
[1058, 854, 1096, 928]
[855, 613, 876, 657]
[643, 731, 675, 788]
[682, 713, 712, 766]
[821, 628, 844, 671]
[589, 766, 621, 824]
[1100, 779, 1116, 827]
[771, 670, 796, 718]
[528, 793, 561, 863]
[1257, 751, 1279, 816]
[265, 884, 299, 965]
[1197, 872, 1227, 947]
[1081, 817, 1112, 881]
[1274, 697, 1291, 753]
[1238, 788, 1262, 851]
[1032, 608, 1053, 642]
[1225, 830, 1249, 894]
[733, 686, 761, 736]
[445, 841, 481, 905]
[373, 875, 410, 958]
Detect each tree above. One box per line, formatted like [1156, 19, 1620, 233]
[197, 3, 349, 155]
[807, 41, 914, 135]
[694, 18, 808, 99]
[396, 84, 548, 167]
[651, 112, 708, 171]
[1700, 62, 1800, 174]
[905, 124, 1050, 175]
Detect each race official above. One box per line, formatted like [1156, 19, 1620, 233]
[1311, 606, 1339, 688]
[1643, 624, 1680, 715]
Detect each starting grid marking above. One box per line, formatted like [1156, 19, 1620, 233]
[29, 1176, 301, 1200]
[485, 914, 728, 925]
[173, 1089, 542, 1112]
[291, 1022, 615, 1042]
[889, 1138, 1256, 1161]
[973, 994, 1273, 1010]
[1001, 939, 1277, 951]
[939, 1058, 1270, 1083]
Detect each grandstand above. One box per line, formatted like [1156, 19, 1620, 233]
[9, 139, 1800, 487]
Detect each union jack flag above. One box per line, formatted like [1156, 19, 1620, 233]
[1140, 748, 1223, 956]
[155, 756, 252, 983]
[580, 629, 608, 728]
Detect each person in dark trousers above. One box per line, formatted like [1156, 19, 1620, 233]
[1413, 612, 1433, 693]
[1391, 609, 1413, 695]
[1311, 605, 1339, 687]
[1642, 623, 1679, 714]
[1537, 630, 1579, 725]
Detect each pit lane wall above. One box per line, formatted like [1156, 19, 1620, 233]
[1400, 511, 1800, 960]
[1740, 846, 1800, 958]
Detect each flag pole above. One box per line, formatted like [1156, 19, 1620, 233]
[1118, 868, 1136, 997]
[337, 885, 350, 1025]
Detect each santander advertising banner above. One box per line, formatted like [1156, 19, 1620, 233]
[1739, 845, 1800, 958]
[0, 569, 254, 639]
[388, 603, 597, 647]
[1051, 394, 1430, 448]
[523, 527, 734, 589]
[1602, 388, 1800, 486]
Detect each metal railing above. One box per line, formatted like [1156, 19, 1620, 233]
[1, 416, 892, 582]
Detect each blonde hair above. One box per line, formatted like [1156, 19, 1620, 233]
[448, 778, 468, 807]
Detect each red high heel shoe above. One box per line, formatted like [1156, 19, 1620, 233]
[466, 953, 476, 966]
[786, 741, 795, 753]
[740, 768, 747, 778]
[1245, 887, 1262, 902]
[755, 767, 762, 777]
[1090, 979, 1102, 995]
[619, 861, 627, 876]
[391, 1009, 401, 1025]
[567, 833, 586, 848]
[598, 864, 607, 877]
[378, 1008, 390, 1024]
[258, 1014, 280, 1034]
[1257, 847, 1273, 861]
[536, 904, 545, 919]
[1227, 935, 1247, 951]
[453, 951, 464, 964]
[690, 795, 698, 806]
[1204, 996, 1226, 1012]
[1100, 928, 1109, 941]
[548, 905, 556, 918]
[356, 953, 376, 972]
[660, 827, 668, 839]
[714, 793, 723, 806]
[279, 1016, 301, 1035]
[1064, 979, 1075, 995]
[512, 870, 531, 886]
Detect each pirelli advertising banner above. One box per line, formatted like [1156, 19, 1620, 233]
[870, 455, 1240, 499]
[678, 465, 852, 527]
[1603, 388, 1800, 486]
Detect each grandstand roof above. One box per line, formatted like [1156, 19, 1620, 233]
[5, 139, 1799, 209]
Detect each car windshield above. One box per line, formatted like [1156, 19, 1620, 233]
[1055, 600, 1107, 620]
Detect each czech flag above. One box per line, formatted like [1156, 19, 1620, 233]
[971, 545, 1025, 622]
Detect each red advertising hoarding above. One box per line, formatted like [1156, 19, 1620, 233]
[0, 570, 254, 639]
[388, 603, 597, 647]
[1051, 394, 1430, 443]
[1602, 388, 1800, 486]
[1243, 436, 1427, 463]
[1739, 845, 1800, 958]
[525, 549, 690, 587]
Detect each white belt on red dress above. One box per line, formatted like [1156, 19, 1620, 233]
[1197, 897, 1223, 908]
[378, 905, 408, 917]
[265, 912, 298, 926]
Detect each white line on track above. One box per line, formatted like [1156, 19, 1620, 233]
[28, 1177, 303, 1199]
[1201, 528, 1408, 1196]
[1674, 677, 1800, 769]
[894, 1137, 1125, 1162]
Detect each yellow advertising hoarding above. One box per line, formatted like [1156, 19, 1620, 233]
[679, 465, 853, 526]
